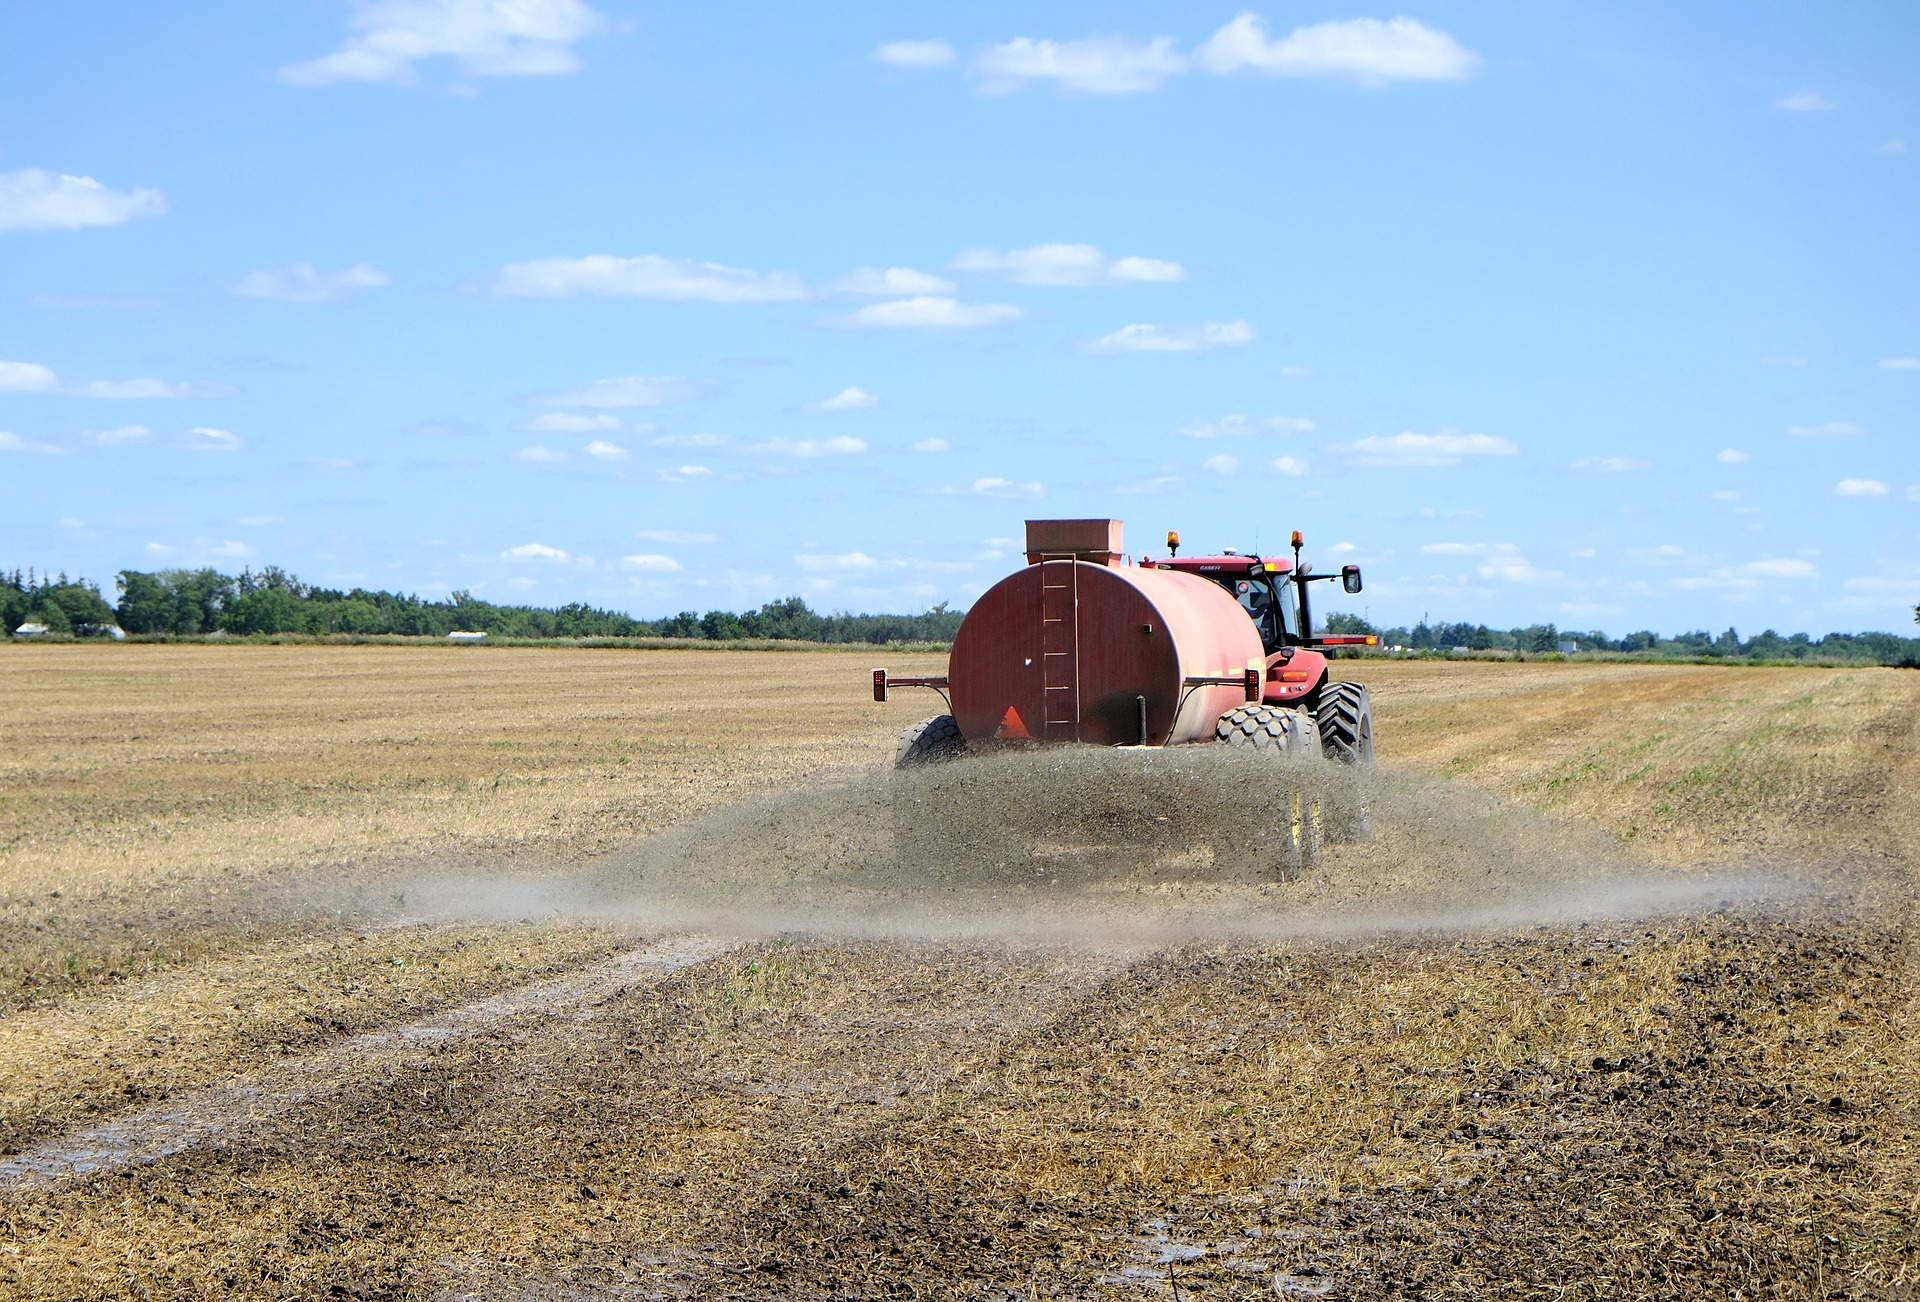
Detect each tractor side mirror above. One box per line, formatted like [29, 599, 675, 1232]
[1341, 565, 1363, 594]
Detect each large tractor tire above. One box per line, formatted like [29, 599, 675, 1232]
[895, 714, 965, 768]
[1215, 703, 1321, 757]
[1313, 682, 1375, 767]
[1313, 681, 1374, 843]
[1214, 705, 1322, 876]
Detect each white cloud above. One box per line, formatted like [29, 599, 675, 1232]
[529, 376, 703, 408]
[490, 254, 805, 302]
[635, 529, 717, 545]
[1711, 490, 1743, 502]
[619, 553, 681, 572]
[1872, 138, 1908, 155]
[1419, 542, 1556, 583]
[1718, 448, 1750, 464]
[839, 297, 1025, 329]
[0, 361, 59, 393]
[1570, 456, 1651, 473]
[873, 39, 955, 70]
[1196, 14, 1478, 84]
[524, 411, 620, 432]
[1088, 320, 1255, 353]
[584, 440, 627, 461]
[652, 431, 727, 449]
[92, 424, 152, 444]
[749, 435, 867, 457]
[1336, 430, 1519, 467]
[971, 36, 1186, 95]
[943, 476, 1043, 498]
[795, 551, 881, 572]
[1834, 478, 1888, 497]
[0, 431, 60, 454]
[1775, 91, 1834, 112]
[514, 444, 568, 463]
[279, 0, 611, 87]
[1879, 357, 1919, 370]
[144, 542, 174, 556]
[502, 542, 571, 562]
[74, 377, 223, 400]
[1178, 413, 1314, 438]
[205, 540, 254, 560]
[0, 169, 166, 234]
[310, 456, 355, 470]
[656, 465, 713, 483]
[1744, 558, 1818, 579]
[911, 438, 951, 453]
[828, 266, 955, 296]
[1115, 475, 1184, 495]
[953, 243, 1185, 286]
[1787, 421, 1860, 438]
[236, 515, 283, 527]
[1270, 455, 1309, 477]
[233, 262, 391, 303]
[1202, 454, 1239, 474]
[189, 427, 243, 452]
[1278, 364, 1315, 377]
[804, 385, 879, 413]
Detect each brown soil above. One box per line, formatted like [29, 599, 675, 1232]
[0, 648, 1913, 1299]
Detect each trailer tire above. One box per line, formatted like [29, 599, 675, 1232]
[1215, 704, 1320, 757]
[1313, 682, 1374, 767]
[895, 714, 964, 768]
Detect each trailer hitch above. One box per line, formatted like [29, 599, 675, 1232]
[872, 668, 952, 710]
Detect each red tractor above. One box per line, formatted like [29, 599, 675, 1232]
[872, 519, 1376, 870]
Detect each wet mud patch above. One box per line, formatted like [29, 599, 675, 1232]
[413, 747, 1793, 945]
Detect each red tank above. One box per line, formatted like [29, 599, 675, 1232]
[947, 523, 1264, 746]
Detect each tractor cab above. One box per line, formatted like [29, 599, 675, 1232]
[1149, 553, 1298, 655]
[1143, 530, 1374, 660]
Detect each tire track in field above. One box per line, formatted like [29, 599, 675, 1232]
[0, 931, 739, 1191]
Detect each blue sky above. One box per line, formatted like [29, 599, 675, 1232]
[2, 2, 1915, 633]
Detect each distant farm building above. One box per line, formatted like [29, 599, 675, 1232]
[447, 631, 488, 643]
[11, 623, 51, 638]
[1558, 640, 1579, 655]
[76, 624, 126, 640]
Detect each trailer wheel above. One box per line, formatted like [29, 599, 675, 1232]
[1214, 704, 1319, 757]
[1214, 705, 1322, 875]
[895, 714, 964, 768]
[1313, 682, 1374, 767]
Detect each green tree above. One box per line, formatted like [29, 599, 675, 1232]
[227, 586, 308, 634]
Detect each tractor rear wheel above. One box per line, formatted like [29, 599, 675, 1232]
[1313, 682, 1374, 767]
[1313, 681, 1374, 843]
[895, 714, 964, 768]
[1214, 704, 1320, 756]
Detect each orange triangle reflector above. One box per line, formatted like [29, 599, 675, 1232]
[995, 705, 1031, 740]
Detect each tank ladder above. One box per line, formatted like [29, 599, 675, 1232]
[1037, 554, 1081, 742]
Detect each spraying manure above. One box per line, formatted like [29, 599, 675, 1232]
[411, 746, 1780, 945]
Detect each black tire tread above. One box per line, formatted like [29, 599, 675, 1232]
[1314, 681, 1375, 767]
[1215, 704, 1318, 757]
[895, 714, 964, 768]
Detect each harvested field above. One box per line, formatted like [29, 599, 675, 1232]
[0, 646, 1915, 1298]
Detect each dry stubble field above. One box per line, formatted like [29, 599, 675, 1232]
[0, 644, 1915, 1299]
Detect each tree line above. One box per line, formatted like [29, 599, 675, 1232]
[1, 567, 964, 644]
[1322, 611, 1920, 665]
[4, 564, 1916, 662]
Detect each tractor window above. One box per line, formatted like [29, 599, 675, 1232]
[1220, 575, 1298, 653]
[1230, 579, 1281, 652]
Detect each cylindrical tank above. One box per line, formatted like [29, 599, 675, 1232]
[949, 561, 1264, 746]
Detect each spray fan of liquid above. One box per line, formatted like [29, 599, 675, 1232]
[410, 748, 1785, 946]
